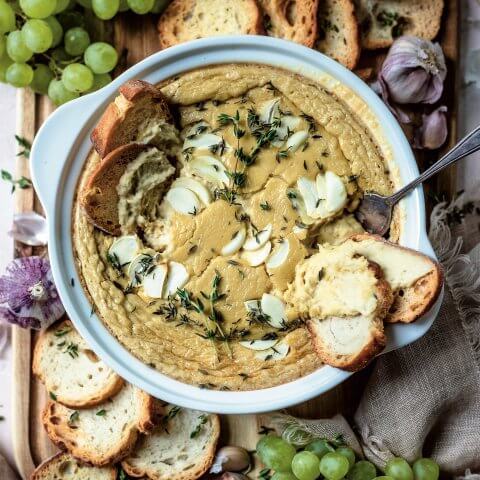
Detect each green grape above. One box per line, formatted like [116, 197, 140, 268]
[44, 16, 63, 47]
[348, 461, 377, 480]
[62, 62, 93, 92]
[85, 72, 110, 92]
[0, 1, 15, 34]
[21, 19, 53, 53]
[6, 30, 33, 62]
[336, 447, 355, 469]
[30, 63, 54, 94]
[271, 473, 299, 480]
[6, 62, 33, 87]
[48, 78, 79, 105]
[319, 453, 350, 480]
[305, 440, 335, 460]
[118, 0, 129, 11]
[0, 34, 6, 57]
[54, 0, 70, 13]
[76, 0, 92, 8]
[92, 0, 119, 19]
[0, 55, 13, 82]
[292, 451, 320, 480]
[19, 0, 56, 19]
[57, 10, 85, 29]
[385, 458, 414, 480]
[256, 435, 296, 472]
[150, 0, 169, 14]
[50, 46, 71, 62]
[84, 42, 118, 73]
[412, 459, 439, 480]
[64, 26, 90, 55]
[127, 0, 154, 14]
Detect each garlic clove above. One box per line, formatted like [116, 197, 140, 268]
[8, 212, 48, 246]
[108, 235, 139, 267]
[210, 446, 251, 474]
[142, 264, 168, 298]
[127, 254, 154, 286]
[166, 187, 201, 215]
[172, 177, 212, 205]
[188, 155, 230, 185]
[239, 339, 279, 351]
[266, 239, 290, 269]
[261, 293, 287, 329]
[241, 241, 272, 267]
[324, 171, 347, 213]
[259, 98, 280, 124]
[164, 261, 189, 298]
[297, 177, 319, 217]
[286, 130, 309, 152]
[414, 105, 448, 150]
[255, 342, 290, 361]
[184, 132, 225, 152]
[244, 299, 260, 312]
[221, 226, 247, 256]
[243, 224, 273, 251]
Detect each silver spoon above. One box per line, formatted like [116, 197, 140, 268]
[356, 124, 480, 236]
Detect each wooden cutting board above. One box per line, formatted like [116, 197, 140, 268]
[11, 2, 459, 478]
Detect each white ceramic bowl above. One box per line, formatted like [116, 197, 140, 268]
[30, 36, 442, 414]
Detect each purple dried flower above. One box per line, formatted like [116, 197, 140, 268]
[0, 256, 64, 330]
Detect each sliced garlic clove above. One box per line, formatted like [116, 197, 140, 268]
[142, 264, 168, 298]
[261, 293, 287, 328]
[221, 226, 247, 256]
[189, 155, 229, 185]
[166, 187, 201, 215]
[184, 132, 226, 152]
[244, 299, 261, 312]
[239, 339, 279, 351]
[108, 235, 139, 267]
[282, 115, 301, 130]
[128, 254, 155, 286]
[164, 261, 189, 298]
[243, 224, 273, 251]
[272, 116, 303, 146]
[259, 98, 280, 124]
[315, 173, 326, 198]
[293, 225, 308, 240]
[297, 177, 319, 217]
[172, 177, 212, 205]
[286, 130, 309, 152]
[255, 342, 290, 361]
[241, 241, 272, 267]
[266, 239, 290, 269]
[325, 171, 347, 213]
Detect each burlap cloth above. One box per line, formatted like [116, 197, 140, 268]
[271, 195, 480, 479]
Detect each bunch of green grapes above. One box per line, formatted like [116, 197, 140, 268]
[0, 0, 170, 105]
[256, 435, 440, 480]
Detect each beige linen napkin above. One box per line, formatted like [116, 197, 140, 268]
[272, 197, 480, 478]
[0, 453, 19, 480]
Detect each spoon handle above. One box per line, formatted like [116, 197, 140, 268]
[388, 124, 480, 205]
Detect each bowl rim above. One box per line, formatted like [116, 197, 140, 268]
[30, 35, 443, 414]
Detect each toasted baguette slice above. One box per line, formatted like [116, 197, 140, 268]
[80, 143, 175, 235]
[314, 0, 360, 70]
[42, 384, 160, 466]
[33, 320, 123, 409]
[157, 0, 264, 49]
[258, 0, 319, 48]
[91, 79, 178, 159]
[356, 0, 444, 50]
[122, 405, 220, 480]
[30, 452, 117, 480]
[347, 234, 443, 323]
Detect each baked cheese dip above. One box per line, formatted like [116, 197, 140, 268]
[74, 64, 400, 390]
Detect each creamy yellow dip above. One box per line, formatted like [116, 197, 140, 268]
[73, 64, 396, 390]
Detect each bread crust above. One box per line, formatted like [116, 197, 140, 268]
[349, 233, 444, 324]
[42, 389, 158, 467]
[80, 143, 153, 236]
[30, 452, 117, 480]
[91, 80, 172, 159]
[157, 0, 264, 50]
[259, 0, 319, 48]
[121, 413, 221, 480]
[32, 320, 124, 409]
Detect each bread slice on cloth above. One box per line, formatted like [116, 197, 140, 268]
[157, 0, 264, 50]
[80, 143, 175, 235]
[258, 0, 319, 47]
[314, 0, 360, 69]
[356, 0, 444, 50]
[30, 452, 117, 480]
[42, 383, 159, 466]
[91, 79, 178, 159]
[122, 405, 220, 480]
[33, 320, 123, 409]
